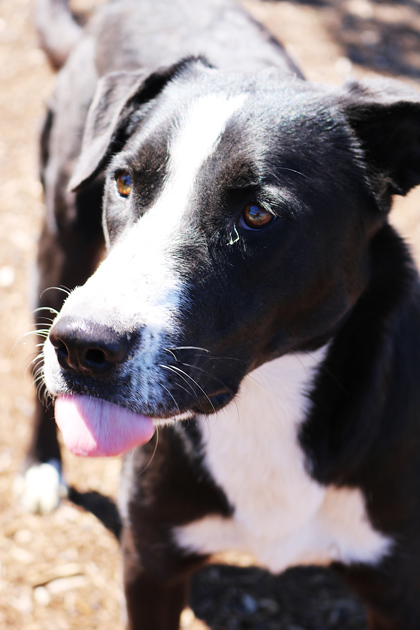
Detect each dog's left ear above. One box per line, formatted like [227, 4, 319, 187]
[343, 78, 420, 204]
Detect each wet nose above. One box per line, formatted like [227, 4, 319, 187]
[49, 316, 131, 377]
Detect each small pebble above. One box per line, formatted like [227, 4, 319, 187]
[46, 575, 88, 594]
[33, 586, 51, 606]
[0, 266, 15, 288]
[241, 593, 258, 614]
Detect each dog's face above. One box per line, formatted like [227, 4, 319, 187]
[43, 59, 420, 427]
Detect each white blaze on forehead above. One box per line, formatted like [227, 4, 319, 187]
[121, 92, 247, 266]
[163, 92, 246, 213]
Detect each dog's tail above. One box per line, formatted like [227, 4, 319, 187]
[35, 0, 83, 70]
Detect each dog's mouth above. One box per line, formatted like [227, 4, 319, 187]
[44, 305, 242, 457]
[54, 386, 235, 457]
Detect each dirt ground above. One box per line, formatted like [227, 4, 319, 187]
[1, 1, 420, 628]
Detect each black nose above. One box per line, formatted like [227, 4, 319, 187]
[49, 316, 131, 377]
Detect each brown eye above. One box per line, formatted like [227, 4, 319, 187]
[242, 203, 274, 229]
[115, 171, 132, 197]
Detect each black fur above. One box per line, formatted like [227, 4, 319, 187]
[30, 1, 420, 628]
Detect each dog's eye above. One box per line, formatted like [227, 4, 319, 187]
[115, 171, 132, 197]
[241, 204, 274, 229]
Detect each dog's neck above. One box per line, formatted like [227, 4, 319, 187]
[198, 346, 329, 478]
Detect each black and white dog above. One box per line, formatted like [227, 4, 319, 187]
[24, 0, 420, 627]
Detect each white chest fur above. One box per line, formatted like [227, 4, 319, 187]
[174, 349, 391, 572]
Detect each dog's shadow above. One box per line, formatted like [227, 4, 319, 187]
[69, 487, 366, 629]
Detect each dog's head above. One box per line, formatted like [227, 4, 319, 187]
[43, 58, 420, 455]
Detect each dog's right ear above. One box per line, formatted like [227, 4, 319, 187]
[70, 57, 211, 191]
[69, 68, 170, 191]
[69, 57, 210, 192]
[69, 69, 149, 191]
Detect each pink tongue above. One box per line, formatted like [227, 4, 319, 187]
[54, 395, 155, 457]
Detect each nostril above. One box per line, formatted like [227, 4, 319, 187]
[54, 339, 70, 369]
[85, 348, 107, 366]
[49, 316, 133, 377]
[55, 340, 68, 356]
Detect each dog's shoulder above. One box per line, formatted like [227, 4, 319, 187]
[302, 224, 420, 488]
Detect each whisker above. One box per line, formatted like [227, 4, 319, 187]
[180, 362, 232, 393]
[194, 352, 245, 365]
[184, 353, 247, 380]
[183, 363, 242, 422]
[21, 356, 39, 377]
[33, 366, 44, 380]
[160, 383, 181, 414]
[24, 353, 45, 377]
[210, 355, 245, 363]
[164, 364, 215, 414]
[135, 428, 159, 477]
[39, 286, 71, 299]
[14, 329, 47, 344]
[164, 348, 178, 362]
[10, 327, 50, 357]
[34, 375, 45, 389]
[31, 353, 44, 368]
[160, 365, 199, 400]
[33, 305, 59, 316]
[168, 346, 211, 354]
[37, 379, 50, 406]
[268, 165, 312, 183]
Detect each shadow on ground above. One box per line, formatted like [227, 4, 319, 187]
[191, 564, 366, 630]
[267, 0, 420, 78]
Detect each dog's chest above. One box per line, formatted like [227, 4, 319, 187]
[174, 350, 390, 572]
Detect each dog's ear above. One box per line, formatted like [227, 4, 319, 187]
[343, 79, 420, 205]
[69, 57, 209, 191]
[69, 69, 150, 191]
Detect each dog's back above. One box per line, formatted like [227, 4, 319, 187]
[37, 0, 302, 75]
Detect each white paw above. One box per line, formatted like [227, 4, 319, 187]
[13, 460, 67, 515]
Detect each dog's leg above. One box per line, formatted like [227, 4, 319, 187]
[121, 523, 202, 630]
[118, 428, 230, 630]
[18, 174, 105, 513]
